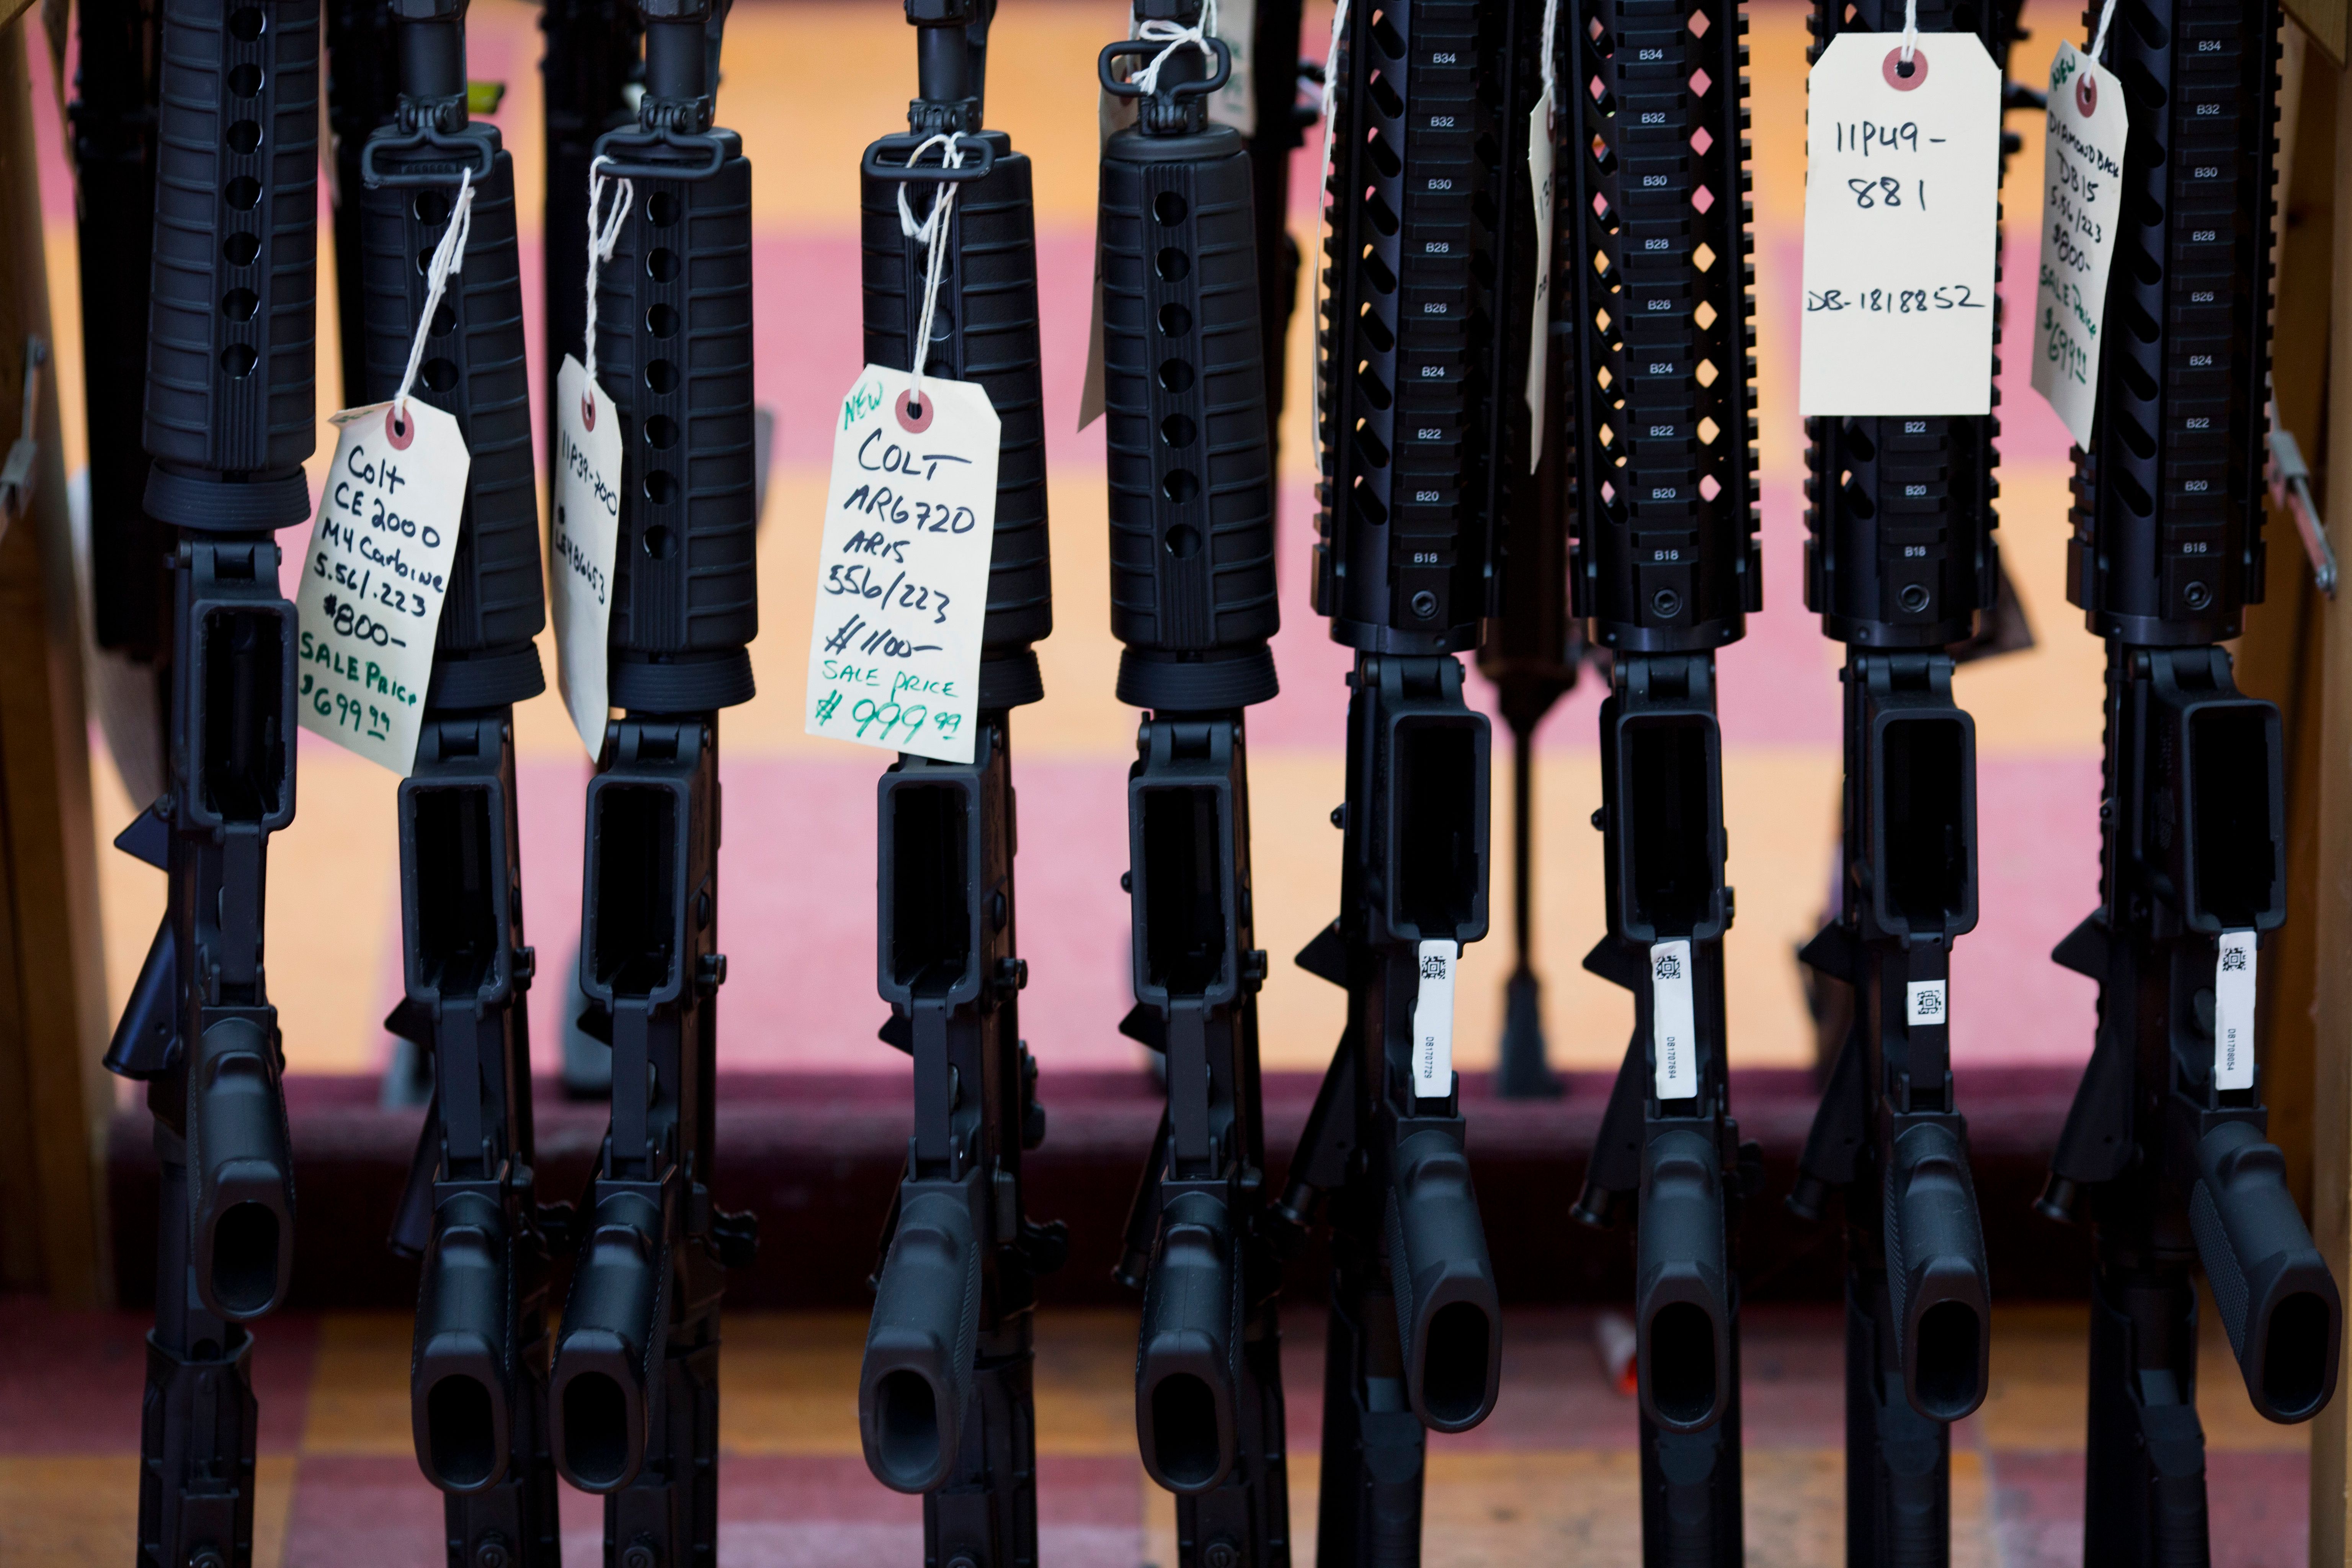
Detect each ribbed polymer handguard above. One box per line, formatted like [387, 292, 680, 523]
[359, 126, 547, 704]
[144, 0, 320, 483]
[591, 121, 759, 710]
[1563, 0, 1758, 652]
[862, 130, 1053, 683]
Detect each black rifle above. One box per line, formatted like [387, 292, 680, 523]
[1095, 7, 1292, 1563]
[539, 0, 641, 484]
[543, 4, 761, 1561]
[354, 4, 565, 1564]
[1558, 0, 1760, 1561]
[2038, 2, 2341, 1560]
[1276, 0, 1538, 1557]
[1782, 7, 2023, 1564]
[853, 6, 1071, 1566]
[324, 0, 400, 408]
[70, 0, 168, 694]
[100, 1, 317, 1563]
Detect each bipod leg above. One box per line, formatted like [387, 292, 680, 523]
[925, 1312, 1041, 1568]
[1638, 1325, 1742, 1568]
[2083, 1261, 2209, 1568]
[1315, 1233, 1424, 1568]
[1177, 1288, 1292, 1568]
[139, 1125, 260, 1568]
[1846, 1266, 1948, 1568]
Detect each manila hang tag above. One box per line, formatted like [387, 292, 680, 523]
[295, 400, 469, 775]
[551, 354, 624, 760]
[805, 367, 1000, 764]
[2029, 41, 2129, 446]
[1798, 30, 2002, 415]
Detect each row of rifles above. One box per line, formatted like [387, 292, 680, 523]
[58, 0, 2344, 1562]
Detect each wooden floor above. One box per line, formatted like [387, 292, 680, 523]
[0, 1298, 2313, 1566]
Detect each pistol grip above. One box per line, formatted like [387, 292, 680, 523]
[859, 1183, 982, 1493]
[1635, 1128, 1731, 1434]
[189, 1016, 294, 1322]
[1387, 1126, 1501, 1432]
[1883, 1120, 1991, 1422]
[411, 1189, 514, 1493]
[1135, 1189, 1241, 1493]
[549, 1184, 669, 1492]
[2191, 1122, 2342, 1422]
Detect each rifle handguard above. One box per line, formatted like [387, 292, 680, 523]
[1882, 1120, 1991, 1422]
[549, 1183, 670, 1491]
[1384, 1126, 1501, 1432]
[1134, 1189, 1242, 1492]
[859, 1184, 983, 1493]
[1634, 1128, 1731, 1434]
[410, 1187, 514, 1493]
[2190, 1121, 2342, 1422]
[188, 1016, 294, 1321]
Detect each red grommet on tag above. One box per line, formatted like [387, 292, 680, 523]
[2075, 71, 2097, 117]
[1882, 47, 1928, 90]
[385, 405, 416, 450]
[897, 390, 934, 434]
[581, 394, 597, 431]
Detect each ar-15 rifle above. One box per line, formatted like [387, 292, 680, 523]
[1782, 8, 2021, 1563]
[100, 1, 318, 1562]
[1091, 6, 1293, 1563]
[1273, 0, 1540, 1557]
[852, 7, 1071, 1566]
[70, 0, 169, 720]
[1557, 0, 1760, 1562]
[543, 2, 761, 1560]
[352, 3, 565, 1563]
[2038, 2, 2341, 1560]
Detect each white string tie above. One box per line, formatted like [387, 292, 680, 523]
[898, 132, 969, 415]
[394, 167, 476, 420]
[1538, 0, 1559, 108]
[2088, 0, 2120, 62]
[583, 157, 634, 387]
[1900, 0, 1919, 64]
[1130, 0, 1220, 101]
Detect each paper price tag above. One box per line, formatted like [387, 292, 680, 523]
[2030, 42, 2128, 448]
[805, 366, 999, 763]
[295, 401, 468, 775]
[1798, 32, 2002, 416]
[1524, 79, 1555, 472]
[551, 356, 623, 759]
[2214, 930, 2257, 1092]
[1412, 939, 1457, 1099]
[1650, 939, 1697, 1099]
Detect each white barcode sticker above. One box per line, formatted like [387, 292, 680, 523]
[1650, 939, 1697, 1099]
[1798, 31, 2002, 415]
[1411, 939, 1457, 1098]
[2029, 42, 2128, 447]
[1523, 0, 1558, 470]
[2214, 929, 2256, 1091]
[1907, 979, 1949, 1027]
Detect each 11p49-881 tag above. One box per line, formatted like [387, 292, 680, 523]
[295, 400, 468, 775]
[550, 354, 623, 758]
[805, 366, 999, 764]
[1799, 31, 2002, 416]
